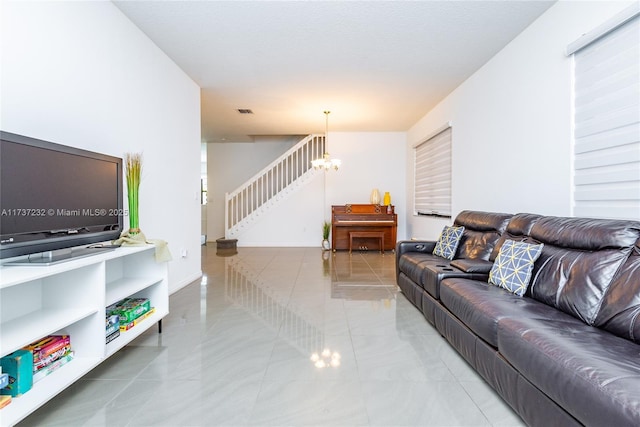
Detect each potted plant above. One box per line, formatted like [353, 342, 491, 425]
[322, 221, 331, 251]
[125, 152, 142, 234]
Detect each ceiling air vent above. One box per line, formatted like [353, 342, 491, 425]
[237, 109, 254, 114]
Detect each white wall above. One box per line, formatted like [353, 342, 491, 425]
[209, 132, 407, 246]
[325, 132, 406, 239]
[405, 0, 636, 241]
[1, 1, 202, 293]
[232, 175, 326, 246]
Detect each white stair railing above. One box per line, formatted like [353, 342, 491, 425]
[225, 134, 324, 238]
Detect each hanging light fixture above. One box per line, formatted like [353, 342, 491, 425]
[312, 110, 341, 171]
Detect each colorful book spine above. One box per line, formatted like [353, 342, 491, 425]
[23, 335, 71, 366]
[33, 344, 72, 372]
[33, 352, 74, 383]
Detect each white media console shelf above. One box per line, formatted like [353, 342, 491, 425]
[0, 245, 168, 426]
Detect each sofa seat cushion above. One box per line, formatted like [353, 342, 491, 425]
[440, 278, 569, 347]
[498, 316, 640, 427]
[422, 265, 491, 300]
[398, 253, 451, 288]
[398, 255, 493, 299]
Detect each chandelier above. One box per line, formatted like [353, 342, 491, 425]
[311, 111, 341, 171]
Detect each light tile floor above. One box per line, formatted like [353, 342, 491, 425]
[17, 245, 525, 426]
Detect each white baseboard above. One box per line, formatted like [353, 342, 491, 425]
[169, 270, 203, 295]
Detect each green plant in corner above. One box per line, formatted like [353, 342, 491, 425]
[323, 221, 331, 240]
[125, 152, 142, 234]
[322, 221, 331, 251]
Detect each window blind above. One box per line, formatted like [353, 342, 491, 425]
[414, 126, 452, 217]
[572, 14, 640, 220]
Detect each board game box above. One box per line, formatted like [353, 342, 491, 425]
[106, 314, 120, 336]
[119, 307, 156, 331]
[0, 349, 33, 397]
[107, 298, 151, 324]
[23, 335, 71, 372]
[0, 373, 8, 389]
[106, 329, 120, 344]
[33, 352, 74, 383]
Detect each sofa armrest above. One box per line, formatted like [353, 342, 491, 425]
[449, 258, 493, 274]
[395, 240, 437, 281]
[396, 240, 436, 256]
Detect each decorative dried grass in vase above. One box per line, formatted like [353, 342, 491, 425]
[125, 152, 142, 234]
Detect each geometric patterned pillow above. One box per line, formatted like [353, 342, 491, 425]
[489, 239, 544, 296]
[432, 225, 465, 260]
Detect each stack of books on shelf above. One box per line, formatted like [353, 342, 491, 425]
[0, 334, 74, 402]
[107, 297, 155, 333]
[25, 335, 74, 384]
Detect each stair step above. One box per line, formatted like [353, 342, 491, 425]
[216, 238, 238, 256]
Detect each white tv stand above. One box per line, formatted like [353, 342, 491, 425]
[0, 245, 168, 426]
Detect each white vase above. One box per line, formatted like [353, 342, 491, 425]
[370, 188, 381, 205]
[322, 239, 331, 251]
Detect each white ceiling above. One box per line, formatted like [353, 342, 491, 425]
[113, 1, 556, 143]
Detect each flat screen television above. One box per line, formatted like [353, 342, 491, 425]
[0, 131, 124, 264]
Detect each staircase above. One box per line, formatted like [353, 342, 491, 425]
[225, 134, 325, 238]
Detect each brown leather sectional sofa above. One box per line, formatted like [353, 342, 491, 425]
[396, 210, 640, 426]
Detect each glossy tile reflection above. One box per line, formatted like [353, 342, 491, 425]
[17, 246, 524, 427]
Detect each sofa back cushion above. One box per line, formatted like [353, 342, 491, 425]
[594, 238, 640, 343]
[490, 213, 543, 261]
[528, 217, 640, 325]
[453, 210, 512, 260]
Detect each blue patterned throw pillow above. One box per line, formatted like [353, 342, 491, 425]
[433, 225, 465, 260]
[489, 239, 544, 296]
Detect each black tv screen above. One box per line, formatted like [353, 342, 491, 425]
[0, 131, 123, 260]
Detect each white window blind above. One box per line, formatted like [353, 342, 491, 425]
[414, 126, 452, 217]
[572, 11, 640, 220]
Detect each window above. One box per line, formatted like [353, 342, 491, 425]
[414, 125, 452, 218]
[569, 5, 640, 220]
